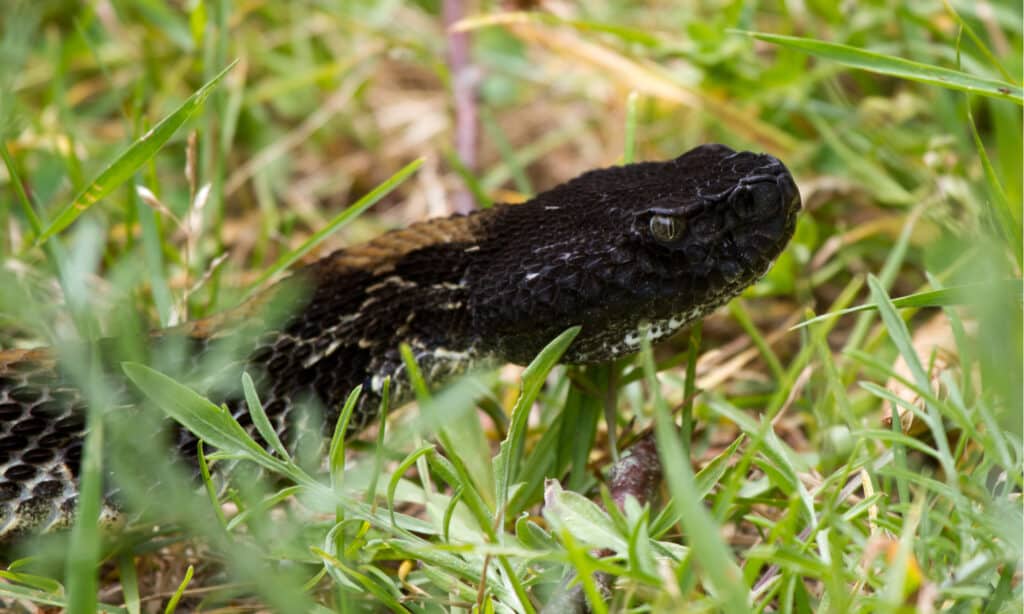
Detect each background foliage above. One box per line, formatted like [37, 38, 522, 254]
[0, 0, 1020, 612]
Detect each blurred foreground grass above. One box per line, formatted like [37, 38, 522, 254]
[0, 1, 1021, 612]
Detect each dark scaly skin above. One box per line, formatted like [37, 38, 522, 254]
[0, 144, 801, 540]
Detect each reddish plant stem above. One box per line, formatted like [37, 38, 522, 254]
[443, 0, 479, 214]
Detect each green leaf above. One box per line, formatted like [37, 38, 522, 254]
[867, 276, 959, 481]
[241, 372, 289, 459]
[745, 32, 1022, 105]
[0, 570, 63, 595]
[35, 61, 237, 247]
[328, 386, 363, 482]
[123, 362, 266, 459]
[387, 445, 435, 529]
[122, 362, 320, 492]
[543, 479, 627, 553]
[515, 515, 557, 551]
[312, 547, 412, 613]
[494, 326, 580, 521]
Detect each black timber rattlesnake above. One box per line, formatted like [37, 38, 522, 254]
[0, 143, 801, 540]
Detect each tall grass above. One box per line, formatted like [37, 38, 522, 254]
[0, 1, 1020, 611]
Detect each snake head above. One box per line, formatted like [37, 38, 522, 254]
[630, 144, 802, 286]
[469, 143, 801, 364]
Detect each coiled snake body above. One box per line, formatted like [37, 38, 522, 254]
[0, 144, 801, 540]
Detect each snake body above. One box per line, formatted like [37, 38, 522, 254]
[0, 144, 800, 540]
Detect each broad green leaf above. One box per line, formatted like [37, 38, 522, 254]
[543, 479, 627, 553]
[123, 362, 265, 459]
[515, 516, 558, 551]
[122, 362, 319, 491]
[35, 61, 237, 247]
[746, 32, 1022, 105]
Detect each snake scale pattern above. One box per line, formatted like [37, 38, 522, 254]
[0, 144, 800, 541]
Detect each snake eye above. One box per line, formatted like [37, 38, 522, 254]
[649, 214, 685, 243]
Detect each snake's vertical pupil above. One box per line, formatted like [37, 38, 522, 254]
[649, 214, 685, 243]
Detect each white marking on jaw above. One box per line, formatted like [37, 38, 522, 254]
[622, 309, 702, 349]
[464, 245, 481, 253]
[524, 272, 540, 282]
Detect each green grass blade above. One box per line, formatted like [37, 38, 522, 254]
[241, 372, 289, 459]
[64, 386, 103, 614]
[793, 279, 1022, 329]
[366, 376, 391, 510]
[34, 61, 238, 247]
[967, 107, 1022, 266]
[867, 276, 959, 482]
[640, 339, 749, 611]
[940, 0, 1016, 85]
[387, 445, 436, 529]
[745, 32, 1022, 105]
[623, 91, 639, 164]
[651, 435, 745, 538]
[246, 157, 424, 294]
[494, 326, 580, 522]
[117, 553, 141, 614]
[163, 565, 194, 614]
[312, 547, 412, 614]
[0, 143, 44, 235]
[328, 386, 363, 481]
